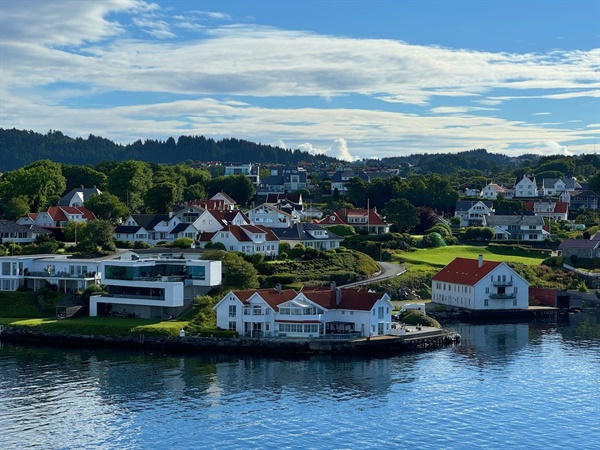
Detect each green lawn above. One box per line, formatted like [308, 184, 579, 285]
[396, 245, 545, 269]
[0, 316, 188, 337]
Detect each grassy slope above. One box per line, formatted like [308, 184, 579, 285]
[0, 292, 45, 318]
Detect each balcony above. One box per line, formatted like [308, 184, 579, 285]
[492, 280, 513, 287]
[489, 293, 517, 299]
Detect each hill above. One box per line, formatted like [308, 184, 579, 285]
[0, 128, 337, 172]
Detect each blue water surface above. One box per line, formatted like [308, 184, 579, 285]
[1, 313, 599, 450]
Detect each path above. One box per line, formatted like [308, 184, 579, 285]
[339, 261, 406, 288]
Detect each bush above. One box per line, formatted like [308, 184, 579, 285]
[115, 240, 134, 249]
[278, 252, 289, 260]
[398, 310, 441, 328]
[327, 224, 356, 237]
[464, 227, 495, 242]
[329, 271, 356, 285]
[290, 244, 306, 259]
[170, 238, 194, 248]
[420, 232, 446, 248]
[133, 240, 151, 249]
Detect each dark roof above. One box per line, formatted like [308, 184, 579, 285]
[57, 187, 102, 206]
[484, 214, 544, 227]
[131, 214, 170, 230]
[271, 223, 342, 241]
[558, 239, 600, 250]
[0, 220, 48, 234]
[114, 225, 142, 234]
[170, 223, 192, 234]
[330, 170, 370, 183]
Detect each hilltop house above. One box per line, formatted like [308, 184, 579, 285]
[558, 238, 600, 260]
[483, 214, 546, 241]
[522, 201, 568, 221]
[224, 163, 260, 186]
[454, 200, 495, 227]
[199, 224, 279, 256]
[513, 175, 538, 198]
[18, 206, 96, 228]
[245, 203, 299, 228]
[330, 170, 370, 196]
[271, 223, 343, 250]
[213, 284, 393, 338]
[259, 168, 308, 194]
[432, 256, 529, 310]
[317, 208, 390, 234]
[540, 177, 581, 197]
[58, 186, 103, 207]
[481, 183, 508, 200]
[560, 190, 599, 210]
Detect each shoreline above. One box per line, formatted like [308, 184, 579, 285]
[0, 326, 460, 357]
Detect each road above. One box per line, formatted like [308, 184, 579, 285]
[340, 261, 406, 288]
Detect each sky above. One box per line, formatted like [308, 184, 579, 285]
[0, 0, 599, 161]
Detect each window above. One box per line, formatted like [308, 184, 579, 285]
[485, 287, 490, 294]
[484, 299, 489, 307]
[228, 321, 236, 330]
[228, 305, 236, 317]
[513, 299, 517, 306]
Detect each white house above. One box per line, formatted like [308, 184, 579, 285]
[214, 284, 393, 338]
[271, 223, 343, 250]
[454, 200, 495, 227]
[0, 254, 101, 292]
[204, 224, 279, 256]
[483, 214, 546, 241]
[18, 206, 96, 228]
[245, 203, 299, 228]
[522, 201, 568, 221]
[541, 177, 581, 197]
[514, 175, 538, 198]
[58, 186, 103, 207]
[0, 221, 50, 244]
[224, 163, 260, 186]
[432, 256, 529, 310]
[481, 183, 507, 200]
[90, 255, 221, 319]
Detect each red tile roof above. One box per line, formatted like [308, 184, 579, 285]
[432, 257, 501, 286]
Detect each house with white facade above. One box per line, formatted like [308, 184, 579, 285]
[317, 208, 390, 234]
[224, 163, 260, 186]
[483, 214, 546, 241]
[0, 221, 50, 244]
[481, 183, 508, 200]
[272, 223, 343, 250]
[431, 256, 529, 310]
[329, 170, 370, 195]
[214, 284, 393, 338]
[90, 255, 221, 319]
[513, 175, 539, 198]
[560, 190, 599, 210]
[245, 203, 299, 228]
[259, 168, 308, 194]
[113, 214, 175, 245]
[202, 224, 279, 256]
[18, 206, 96, 228]
[541, 177, 581, 197]
[454, 200, 495, 227]
[0, 254, 102, 293]
[58, 186, 103, 207]
[522, 201, 568, 221]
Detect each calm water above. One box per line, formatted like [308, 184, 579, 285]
[1, 312, 599, 450]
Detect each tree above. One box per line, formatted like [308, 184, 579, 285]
[421, 232, 446, 248]
[0, 160, 66, 210]
[345, 177, 367, 207]
[107, 160, 153, 213]
[413, 207, 439, 234]
[587, 170, 600, 195]
[222, 252, 259, 289]
[183, 183, 207, 202]
[62, 164, 108, 191]
[145, 182, 183, 213]
[208, 175, 255, 206]
[78, 220, 115, 249]
[383, 198, 419, 232]
[63, 220, 87, 244]
[1, 195, 30, 220]
[84, 193, 129, 222]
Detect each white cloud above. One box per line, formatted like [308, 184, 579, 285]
[297, 139, 355, 161]
[544, 140, 571, 156]
[270, 140, 287, 149]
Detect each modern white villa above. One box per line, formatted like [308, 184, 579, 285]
[431, 256, 529, 310]
[0, 254, 102, 292]
[214, 284, 393, 338]
[90, 255, 221, 319]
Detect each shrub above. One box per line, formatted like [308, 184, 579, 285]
[398, 310, 441, 328]
[327, 224, 356, 237]
[115, 240, 134, 249]
[133, 240, 151, 249]
[170, 237, 194, 248]
[420, 232, 446, 248]
[290, 244, 306, 259]
[278, 251, 289, 260]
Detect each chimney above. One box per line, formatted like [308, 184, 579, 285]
[478, 255, 483, 268]
[275, 283, 282, 294]
[330, 280, 337, 291]
[335, 288, 342, 306]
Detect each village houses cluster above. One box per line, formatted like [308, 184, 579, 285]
[0, 165, 596, 337]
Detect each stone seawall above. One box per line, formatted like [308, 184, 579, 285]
[0, 326, 460, 357]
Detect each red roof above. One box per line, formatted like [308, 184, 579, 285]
[317, 208, 389, 227]
[432, 257, 501, 286]
[45, 206, 96, 222]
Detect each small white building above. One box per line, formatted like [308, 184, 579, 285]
[454, 200, 495, 227]
[90, 256, 221, 319]
[214, 285, 393, 338]
[431, 256, 529, 310]
[245, 203, 299, 228]
[483, 214, 546, 241]
[481, 183, 507, 200]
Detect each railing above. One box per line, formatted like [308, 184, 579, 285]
[27, 271, 97, 279]
[492, 280, 513, 286]
[563, 263, 600, 278]
[489, 293, 516, 299]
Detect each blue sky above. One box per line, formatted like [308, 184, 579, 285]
[1, 0, 598, 161]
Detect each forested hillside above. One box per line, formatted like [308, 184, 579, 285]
[0, 128, 336, 172]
